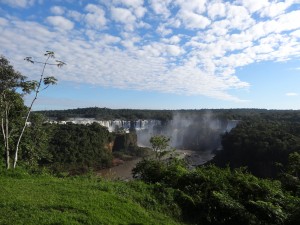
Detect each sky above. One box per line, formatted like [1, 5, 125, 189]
[1, 0, 300, 110]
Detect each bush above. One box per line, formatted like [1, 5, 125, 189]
[133, 159, 299, 225]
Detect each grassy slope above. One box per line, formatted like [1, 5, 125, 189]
[0, 172, 182, 225]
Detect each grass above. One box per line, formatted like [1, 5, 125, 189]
[0, 170, 182, 225]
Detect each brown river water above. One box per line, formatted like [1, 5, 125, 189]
[97, 150, 214, 180]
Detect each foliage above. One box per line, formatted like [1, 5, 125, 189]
[19, 114, 52, 168]
[279, 152, 300, 195]
[0, 52, 64, 169]
[37, 107, 300, 123]
[213, 119, 300, 178]
[150, 135, 173, 160]
[46, 122, 113, 174]
[133, 159, 300, 225]
[0, 55, 29, 169]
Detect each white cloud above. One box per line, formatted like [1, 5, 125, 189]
[2, 1, 300, 103]
[286, 93, 298, 96]
[0, 0, 35, 8]
[156, 24, 172, 36]
[84, 4, 106, 29]
[175, 0, 207, 14]
[260, 1, 294, 18]
[67, 10, 83, 22]
[175, 0, 211, 30]
[149, 0, 172, 18]
[236, 0, 269, 13]
[111, 7, 136, 24]
[207, 2, 226, 19]
[50, 6, 65, 15]
[112, 0, 146, 18]
[46, 16, 74, 30]
[275, 10, 300, 33]
[134, 6, 147, 18]
[102, 34, 121, 44]
[0, 17, 8, 26]
[226, 5, 254, 30]
[168, 35, 181, 44]
[166, 45, 182, 56]
[113, 0, 143, 8]
[178, 10, 211, 29]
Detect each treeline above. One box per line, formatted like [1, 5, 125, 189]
[37, 107, 300, 122]
[37, 107, 173, 121]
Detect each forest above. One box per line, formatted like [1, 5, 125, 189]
[0, 54, 300, 224]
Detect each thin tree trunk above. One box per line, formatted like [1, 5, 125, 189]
[13, 56, 50, 169]
[5, 108, 9, 169]
[1, 117, 9, 169]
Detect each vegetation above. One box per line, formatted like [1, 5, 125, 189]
[133, 157, 300, 225]
[37, 107, 173, 121]
[36, 107, 300, 122]
[150, 135, 174, 161]
[0, 169, 182, 225]
[213, 119, 300, 178]
[0, 52, 63, 169]
[46, 122, 114, 174]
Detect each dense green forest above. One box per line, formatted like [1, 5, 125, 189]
[37, 107, 173, 121]
[213, 119, 300, 178]
[37, 107, 300, 122]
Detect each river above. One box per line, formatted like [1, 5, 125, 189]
[97, 150, 214, 180]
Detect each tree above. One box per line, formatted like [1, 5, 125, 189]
[0, 51, 64, 169]
[0, 56, 27, 169]
[150, 135, 172, 161]
[13, 51, 65, 169]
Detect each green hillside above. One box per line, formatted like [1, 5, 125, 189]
[0, 170, 182, 225]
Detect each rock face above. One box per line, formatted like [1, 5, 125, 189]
[112, 133, 138, 152]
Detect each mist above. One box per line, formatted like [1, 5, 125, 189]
[136, 112, 238, 152]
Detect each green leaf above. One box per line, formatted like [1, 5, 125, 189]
[44, 51, 55, 58]
[43, 76, 57, 85]
[21, 80, 38, 93]
[55, 60, 66, 68]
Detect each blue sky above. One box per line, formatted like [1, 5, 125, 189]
[1, 0, 300, 110]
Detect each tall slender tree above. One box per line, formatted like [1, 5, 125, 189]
[0, 51, 65, 169]
[13, 51, 65, 168]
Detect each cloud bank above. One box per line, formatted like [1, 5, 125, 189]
[0, 0, 300, 101]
